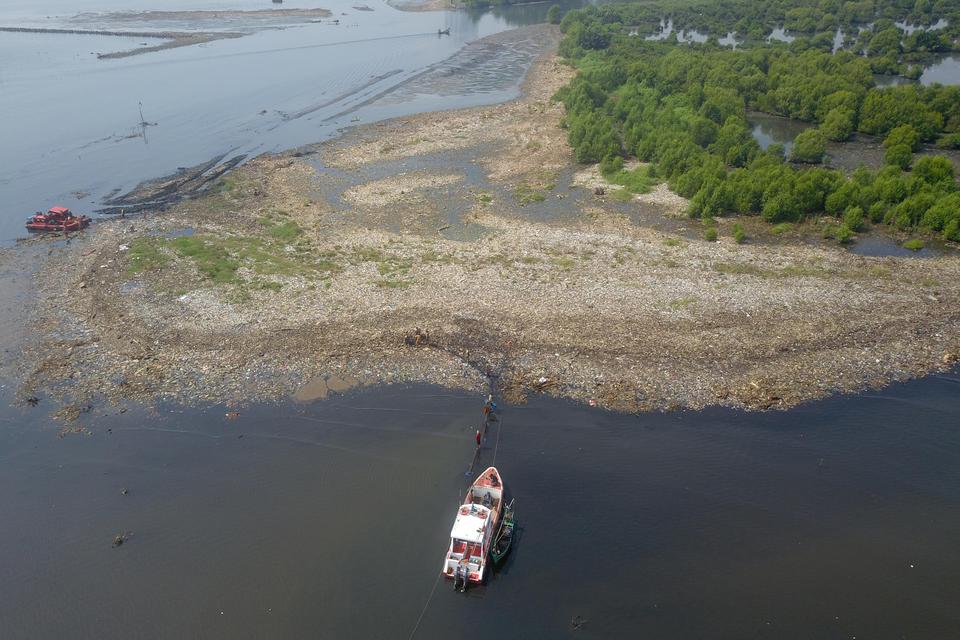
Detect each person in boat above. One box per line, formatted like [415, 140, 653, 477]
[482, 491, 493, 508]
[454, 558, 468, 592]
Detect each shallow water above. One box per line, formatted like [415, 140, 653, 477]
[848, 234, 939, 258]
[748, 111, 809, 156]
[1, 373, 959, 638]
[895, 18, 949, 35]
[767, 26, 795, 43]
[645, 18, 709, 44]
[920, 54, 960, 86]
[0, 1, 572, 245]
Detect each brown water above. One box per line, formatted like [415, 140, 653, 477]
[1, 373, 959, 638]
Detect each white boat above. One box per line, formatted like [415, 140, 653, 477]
[442, 466, 504, 589]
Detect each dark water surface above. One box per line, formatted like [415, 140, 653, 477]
[848, 234, 940, 258]
[1, 374, 959, 639]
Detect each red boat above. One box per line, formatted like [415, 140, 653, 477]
[25, 206, 91, 233]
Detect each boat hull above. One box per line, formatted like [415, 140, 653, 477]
[442, 466, 505, 587]
[25, 216, 91, 233]
[491, 504, 515, 564]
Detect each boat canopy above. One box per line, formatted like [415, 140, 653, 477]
[450, 504, 490, 543]
[48, 206, 70, 215]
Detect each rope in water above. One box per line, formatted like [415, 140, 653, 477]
[490, 399, 503, 466]
[405, 571, 443, 640]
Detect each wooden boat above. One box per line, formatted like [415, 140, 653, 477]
[441, 466, 504, 590]
[491, 499, 515, 564]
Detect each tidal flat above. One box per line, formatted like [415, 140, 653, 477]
[17, 27, 960, 418]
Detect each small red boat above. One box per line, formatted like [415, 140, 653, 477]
[25, 206, 91, 233]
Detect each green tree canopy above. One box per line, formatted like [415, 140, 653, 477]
[791, 129, 827, 163]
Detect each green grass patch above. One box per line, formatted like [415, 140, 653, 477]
[733, 223, 746, 244]
[171, 236, 239, 283]
[704, 227, 718, 242]
[610, 188, 634, 202]
[376, 257, 413, 276]
[669, 297, 697, 310]
[822, 223, 854, 244]
[127, 237, 170, 274]
[771, 222, 794, 235]
[714, 261, 834, 279]
[604, 165, 655, 194]
[267, 221, 302, 241]
[137, 231, 339, 287]
[514, 183, 547, 205]
[258, 212, 303, 242]
[903, 238, 925, 251]
[251, 279, 283, 291]
[663, 236, 684, 247]
[218, 174, 245, 195]
[373, 279, 413, 289]
[714, 261, 764, 276]
[420, 250, 459, 265]
[350, 246, 385, 264]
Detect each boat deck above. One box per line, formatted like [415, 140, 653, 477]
[467, 493, 500, 512]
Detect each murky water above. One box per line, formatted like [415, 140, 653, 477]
[873, 72, 914, 87]
[748, 111, 809, 156]
[895, 18, 949, 35]
[920, 54, 960, 85]
[747, 110, 960, 172]
[767, 26, 795, 43]
[645, 18, 708, 44]
[848, 234, 940, 258]
[1, 374, 959, 639]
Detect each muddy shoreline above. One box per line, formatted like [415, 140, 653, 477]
[0, 26, 245, 59]
[17, 26, 960, 418]
[78, 9, 334, 22]
[2, 7, 335, 59]
[388, 0, 458, 12]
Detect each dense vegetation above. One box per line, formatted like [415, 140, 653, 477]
[556, 1, 960, 241]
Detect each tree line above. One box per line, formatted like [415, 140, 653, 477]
[555, 1, 960, 242]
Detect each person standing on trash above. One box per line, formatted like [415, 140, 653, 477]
[482, 394, 496, 416]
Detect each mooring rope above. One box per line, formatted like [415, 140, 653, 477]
[405, 571, 443, 640]
[490, 399, 503, 466]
